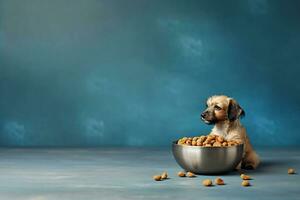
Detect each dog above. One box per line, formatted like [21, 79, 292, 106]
[201, 95, 260, 169]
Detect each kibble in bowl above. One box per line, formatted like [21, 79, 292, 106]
[172, 134, 244, 174]
[177, 135, 242, 147]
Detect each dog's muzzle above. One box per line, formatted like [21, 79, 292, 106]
[201, 111, 215, 124]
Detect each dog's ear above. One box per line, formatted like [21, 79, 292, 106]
[227, 98, 245, 121]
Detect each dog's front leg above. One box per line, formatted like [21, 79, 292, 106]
[242, 150, 260, 169]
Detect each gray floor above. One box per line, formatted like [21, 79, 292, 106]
[0, 147, 299, 200]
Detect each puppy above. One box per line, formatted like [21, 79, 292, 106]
[201, 95, 260, 169]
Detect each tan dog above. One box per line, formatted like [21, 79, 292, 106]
[201, 95, 260, 169]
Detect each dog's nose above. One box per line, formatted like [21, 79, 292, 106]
[201, 112, 207, 118]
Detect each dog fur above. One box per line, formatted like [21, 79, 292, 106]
[201, 95, 260, 169]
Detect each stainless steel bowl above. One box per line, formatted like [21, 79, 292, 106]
[172, 141, 244, 174]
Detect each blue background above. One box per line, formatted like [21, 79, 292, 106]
[0, 0, 299, 147]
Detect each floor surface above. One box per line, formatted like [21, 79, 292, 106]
[0, 147, 299, 200]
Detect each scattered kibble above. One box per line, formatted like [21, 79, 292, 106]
[178, 171, 186, 177]
[202, 179, 213, 187]
[241, 180, 251, 187]
[240, 174, 251, 180]
[153, 175, 162, 181]
[288, 168, 296, 174]
[161, 172, 168, 179]
[215, 177, 225, 185]
[177, 134, 241, 147]
[186, 172, 196, 178]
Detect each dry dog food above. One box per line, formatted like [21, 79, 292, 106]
[288, 168, 296, 174]
[202, 179, 213, 187]
[186, 172, 196, 178]
[161, 172, 168, 179]
[215, 177, 225, 185]
[153, 175, 162, 181]
[241, 180, 251, 187]
[178, 171, 186, 177]
[153, 172, 168, 181]
[240, 174, 251, 180]
[177, 135, 241, 147]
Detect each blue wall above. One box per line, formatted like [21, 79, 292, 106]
[0, 0, 300, 146]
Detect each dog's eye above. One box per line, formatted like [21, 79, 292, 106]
[214, 105, 222, 110]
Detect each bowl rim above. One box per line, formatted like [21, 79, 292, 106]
[172, 140, 244, 148]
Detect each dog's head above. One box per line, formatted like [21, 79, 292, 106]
[201, 95, 245, 124]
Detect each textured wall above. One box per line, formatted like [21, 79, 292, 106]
[0, 0, 300, 146]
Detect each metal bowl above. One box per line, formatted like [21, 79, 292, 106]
[172, 141, 244, 174]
